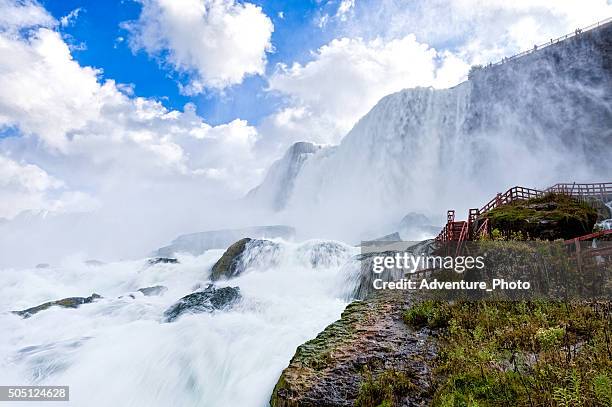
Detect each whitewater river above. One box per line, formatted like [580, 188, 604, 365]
[0, 240, 359, 407]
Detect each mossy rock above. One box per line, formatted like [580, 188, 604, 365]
[12, 293, 102, 318]
[210, 238, 252, 280]
[270, 292, 436, 407]
[484, 193, 598, 240]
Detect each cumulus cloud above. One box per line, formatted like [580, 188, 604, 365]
[0, 155, 65, 218]
[123, 0, 274, 93]
[336, 0, 612, 63]
[266, 35, 469, 145]
[0, 0, 275, 264]
[0, 0, 55, 33]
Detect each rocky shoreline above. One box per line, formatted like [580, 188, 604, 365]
[270, 291, 437, 407]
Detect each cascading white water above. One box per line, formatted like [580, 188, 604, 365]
[596, 201, 612, 230]
[0, 240, 359, 407]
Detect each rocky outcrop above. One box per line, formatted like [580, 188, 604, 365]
[270, 291, 436, 407]
[163, 285, 240, 322]
[13, 294, 102, 318]
[353, 240, 436, 300]
[483, 193, 599, 240]
[210, 238, 282, 280]
[398, 213, 441, 240]
[138, 285, 168, 296]
[245, 142, 324, 211]
[210, 238, 252, 280]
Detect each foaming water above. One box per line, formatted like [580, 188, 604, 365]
[0, 240, 359, 407]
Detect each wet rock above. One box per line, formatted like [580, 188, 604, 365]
[163, 284, 241, 322]
[353, 240, 436, 300]
[138, 285, 168, 296]
[270, 291, 436, 407]
[85, 259, 105, 267]
[13, 294, 102, 318]
[147, 257, 179, 265]
[210, 238, 252, 280]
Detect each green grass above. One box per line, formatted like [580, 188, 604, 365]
[403, 300, 612, 406]
[355, 368, 419, 407]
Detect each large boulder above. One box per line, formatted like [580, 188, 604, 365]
[270, 291, 436, 407]
[163, 284, 241, 322]
[210, 238, 252, 280]
[13, 293, 102, 318]
[211, 238, 282, 280]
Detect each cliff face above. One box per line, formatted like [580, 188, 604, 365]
[245, 142, 325, 211]
[467, 22, 612, 169]
[252, 23, 612, 241]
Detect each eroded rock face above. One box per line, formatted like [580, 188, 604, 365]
[13, 294, 102, 318]
[163, 285, 240, 322]
[270, 291, 436, 407]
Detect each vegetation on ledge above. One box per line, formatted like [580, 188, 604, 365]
[404, 300, 612, 406]
[483, 193, 598, 240]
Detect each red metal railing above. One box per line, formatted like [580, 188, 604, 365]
[435, 182, 612, 243]
[546, 183, 612, 200]
[479, 186, 543, 214]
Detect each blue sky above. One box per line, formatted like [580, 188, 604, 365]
[40, 0, 338, 125]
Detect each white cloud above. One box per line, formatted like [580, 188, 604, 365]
[0, 0, 55, 33]
[123, 0, 274, 93]
[0, 0, 271, 223]
[336, 0, 355, 21]
[0, 155, 62, 192]
[337, 0, 612, 64]
[59, 7, 82, 27]
[0, 155, 62, 218]
[267, 35, 469, 144]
